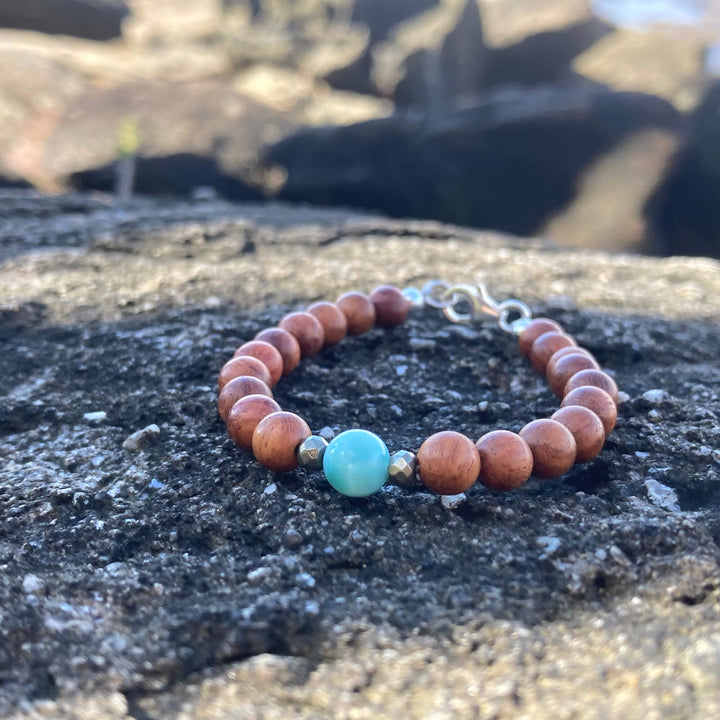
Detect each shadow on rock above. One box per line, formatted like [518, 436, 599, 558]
[69, 153, 264, 202]
[267, 85, 682, 236]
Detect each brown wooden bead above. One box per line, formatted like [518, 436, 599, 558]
[546, 346, 598, 378]
[417, 431, 481, 495]
[518, 318, 563, 356]
[217, 376, 272, 422]
[227, 394, 282, 449]
[278, 312, 325, 358]
[519, 419, 577, 479]
[564, 369, 619, 405]
[251, 411, 311, 472]
[475, 430, 533, 492]
[218, 355, 272, 392]
[529, 331, 576, 374]
[233, 340, 284, 386]
[307, 301, 348, 346]
[254, 327, 301, 376]
[561, 386, 617, 434]
[336, 291, 376, 335]
[547, 353, 601, 398]
[551, 405, 605, 464]
[370, 285, 411, 327]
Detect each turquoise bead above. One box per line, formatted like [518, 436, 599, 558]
[322, 429, 390, 497]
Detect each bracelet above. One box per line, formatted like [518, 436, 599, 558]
[217, 281, 619, 498]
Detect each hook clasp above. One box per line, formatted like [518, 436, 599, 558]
[430, 281, 532, 333]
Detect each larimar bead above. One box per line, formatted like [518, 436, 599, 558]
[322, 429, 390, 497]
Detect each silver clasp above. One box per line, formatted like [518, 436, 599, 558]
[420, 280, 533, 333]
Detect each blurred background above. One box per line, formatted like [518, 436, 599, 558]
[0, 0, 719, 256]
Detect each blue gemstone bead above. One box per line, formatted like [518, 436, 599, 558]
[322, 429, 390, 497]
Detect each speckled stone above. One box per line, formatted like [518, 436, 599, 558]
[2, 191, 720, 720]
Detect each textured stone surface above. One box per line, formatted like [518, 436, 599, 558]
[0, 0, 129, 40]
[1, 190, 720, 718]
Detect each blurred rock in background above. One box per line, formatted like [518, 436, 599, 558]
[0, 0, 129, 40]
[0, 0, 719, 256]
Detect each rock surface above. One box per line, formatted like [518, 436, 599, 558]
[1, 189, 720, 718]
[0, 0, 129, 40]
[268, 85, 681, 238]
[646, 80, 720, 258]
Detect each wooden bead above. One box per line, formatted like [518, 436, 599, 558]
[307, 301, 348, 346]
[218, 355, 272, 391]
[551, 406, 605, 464]
[564, 369, 619, 405]
[546, 346, 598, 377]
[251, 411, 312, 472]
[475, 430, 533, 492]
[336, 291, 376, 335]
[547, 353, 601, 398]
[561, 386, 617, 434]
[254, 327, 301, 376]
[233, 340, 284, 386]
[417, 431, 481, 495]
[529, 331, 576, 374]
[370, 285, 411, 327]
[217, 376, 272, 422]
[519, 419, 577, 479]
[278, 312, 325, 358]
[227, 394, 282, 449]
[518, 318, 563, 356]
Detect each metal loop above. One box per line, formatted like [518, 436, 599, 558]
[498, 299, 532, 333]
[442, 285, 479, 324]
[421, 280, 452, 309]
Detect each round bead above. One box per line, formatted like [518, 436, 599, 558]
[551, 406, 605, 464]
[336, 292, 376, 335]
[297, 435, 329, 470]
[510, 317, 533, 335]
[307, 301, 348, 346]
[233, 340, 284, 386]
[547, 353, 601, 398]
[218, 355, 272, 391]
[252, 411, 312, 472]
[370, 285, 411, 327]
[519, 419, 577, 479]
[278, 312, 325, 358]
[475, 430, 533, 492]
[227, 394, 282, 449]
[322, 429, 390, 497]
[564, 369, 619, 405]
[529, 331, 576, 374]
[546, 346, 598, 378]
[417, 431, 481, 495]
[562, 386, 617, 434]
[218, 376, 273, 422]
[254, 327, 301, 376]
[388, 450, 420, 488]
[402, 287, 424, 307]
[518, 318, 563, 356]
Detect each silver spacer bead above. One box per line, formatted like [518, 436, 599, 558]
[509, 316, 533, 335]
[402, 287, 425, 308]
[388, 450, 420, 488]
[297, 435, 329, 470]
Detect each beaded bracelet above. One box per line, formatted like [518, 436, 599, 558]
[217, 281, 619, 497]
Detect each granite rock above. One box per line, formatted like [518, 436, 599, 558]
[1, 190, 720, 717]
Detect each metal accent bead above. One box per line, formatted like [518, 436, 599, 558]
[388, 450, 420, 488]
[297, 435, 329, 470]
[510, 316, 533, 335]
[402, 287, 425, 307]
